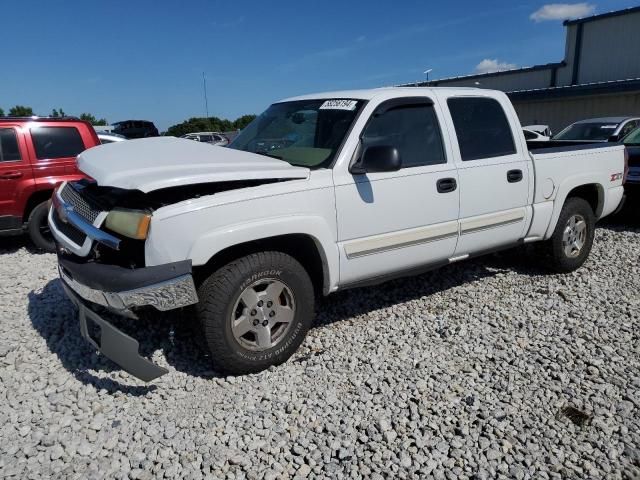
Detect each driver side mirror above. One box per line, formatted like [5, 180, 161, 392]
[608, 134, 621, 142]
[351, 145, 401, 174]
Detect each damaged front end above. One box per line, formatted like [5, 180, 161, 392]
[49, 180, 203, 381]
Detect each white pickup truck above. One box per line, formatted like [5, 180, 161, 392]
[49, 87, 627, 381]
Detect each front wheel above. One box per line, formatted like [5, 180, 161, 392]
[27, 201, 55, 252]
[542, 197, 595, 273]
[196, 251, 315, 375]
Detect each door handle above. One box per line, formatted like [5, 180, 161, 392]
[436, 177, 457, 193]
[507, 169, 523, 183]
[0, 172, 23, 180]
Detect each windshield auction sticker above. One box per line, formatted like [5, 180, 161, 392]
[320, 99, 358, 111]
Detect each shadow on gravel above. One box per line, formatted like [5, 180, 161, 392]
[0, 235, 49, 255]
[0, 236, 30, 254]
[26, 215, 638, 389]
[315, 250, 533, 327]
[600, 200, 640, 231]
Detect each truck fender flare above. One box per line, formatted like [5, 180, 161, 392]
[188, 215, 339, 294]
[544, 175, 604, 239]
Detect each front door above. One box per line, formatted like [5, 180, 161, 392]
[334, 96, 460, 285]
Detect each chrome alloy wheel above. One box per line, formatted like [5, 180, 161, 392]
[562, 214, 587, 258]
[231, 278, 296, 351]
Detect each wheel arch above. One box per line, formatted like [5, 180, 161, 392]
[192, 233, 335, 296]
[23, 189, 55, 222]
[544, 180, 604, 239]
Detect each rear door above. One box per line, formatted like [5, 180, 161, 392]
[25, 123, 89, 179]
[437, 93, 532, 255]
[0, 124, 33, 221]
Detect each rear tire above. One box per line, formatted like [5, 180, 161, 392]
[196, 251, 315, 375]
[542, 197, 595, 273]
[27, 201, 55, 252]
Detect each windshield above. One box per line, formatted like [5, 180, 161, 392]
[229, 99, 365, 168]
[553, 121, 619, 141]
[623, 127, 640, 145]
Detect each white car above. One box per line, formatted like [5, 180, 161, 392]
[523, 124, 552, 137]
[49, 87, 626, 381]
[181, 132, 229, 146]
[97, 132, 127, 144]
[523, 128, 550, 141]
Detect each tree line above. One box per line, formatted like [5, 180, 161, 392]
[0, 105, 108, 125]
[0, 105, 257, 134]
[166, 115, 256, 137]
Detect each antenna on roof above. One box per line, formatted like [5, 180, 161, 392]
[202, 72, 209, 119]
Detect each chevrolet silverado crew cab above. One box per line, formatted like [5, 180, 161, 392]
[0, 117, 99, 251]
[49, 88, 627, 382]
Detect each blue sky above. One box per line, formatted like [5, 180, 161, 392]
[1, 0, 634, 130]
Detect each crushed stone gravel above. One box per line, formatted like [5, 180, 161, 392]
[0, 220, 638, 479]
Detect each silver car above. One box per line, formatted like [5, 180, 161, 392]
[554, 117, 640, 142]
[181, 132, 229, 146]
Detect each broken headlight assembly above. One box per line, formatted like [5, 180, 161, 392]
[105, 209, 152, 240]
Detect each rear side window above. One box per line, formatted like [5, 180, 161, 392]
[361, 103, 446, 168]
[447, 97, 516, 161]
[0, 128, 21, 162]
[620, 120, 638, 138]
[31, 127, 85, 159]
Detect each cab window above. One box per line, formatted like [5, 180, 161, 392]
[448, 97, 516, 161]
[361, 102, 446, 168]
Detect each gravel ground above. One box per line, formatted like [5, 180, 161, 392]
[0, 219, 638, 480]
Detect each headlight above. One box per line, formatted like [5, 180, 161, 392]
[105, 209, 152, 240]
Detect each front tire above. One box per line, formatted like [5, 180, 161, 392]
[196, 251, 315, 375]
[27, 201, 55, 252]
[542, 197, 595, 273]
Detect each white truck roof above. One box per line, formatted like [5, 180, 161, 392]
[281, 86, 493, 103]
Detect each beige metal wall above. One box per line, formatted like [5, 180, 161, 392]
[578, 11, 640, 84]
[513, 91, 640, 133]
[433, 68, 553, 91]
[431, 9, 640, 91]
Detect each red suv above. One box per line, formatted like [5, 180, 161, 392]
[0, 117, 99, 251]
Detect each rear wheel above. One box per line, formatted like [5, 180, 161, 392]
[542, 197, 595, 273]
[196, 251, 315, 375]
[27, 201, 55, 252]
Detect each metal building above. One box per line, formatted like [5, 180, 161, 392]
[407, 6, 640, 133]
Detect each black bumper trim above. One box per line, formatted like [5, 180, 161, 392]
[62, 282, 168, 382]
[58, 255, 193, 292]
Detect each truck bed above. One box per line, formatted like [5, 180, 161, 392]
[527, 140, 618, 152]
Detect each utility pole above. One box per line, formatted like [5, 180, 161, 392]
[202, 72, 209, 119]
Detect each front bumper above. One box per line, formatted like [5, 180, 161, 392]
[59, 256, 198, 315]
[58, 256, 199, 381]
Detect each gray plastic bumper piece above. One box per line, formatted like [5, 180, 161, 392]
[62, 282, 168, 382]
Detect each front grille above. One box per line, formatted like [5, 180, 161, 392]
[51, 209, 87, 246]
[60, 184, 103, 224]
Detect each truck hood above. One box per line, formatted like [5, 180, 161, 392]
[77, 137, 310, 193]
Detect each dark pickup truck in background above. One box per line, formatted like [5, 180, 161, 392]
[0, 117, 99, 251]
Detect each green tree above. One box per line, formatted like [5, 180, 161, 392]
[51, 108, 66, 117]
[9, 105, 34, 116]
[233, 114, 256, 130]
[166, 115, 255, 137]
[79, 113, 108, 126]
[0, 107, 4, 117]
